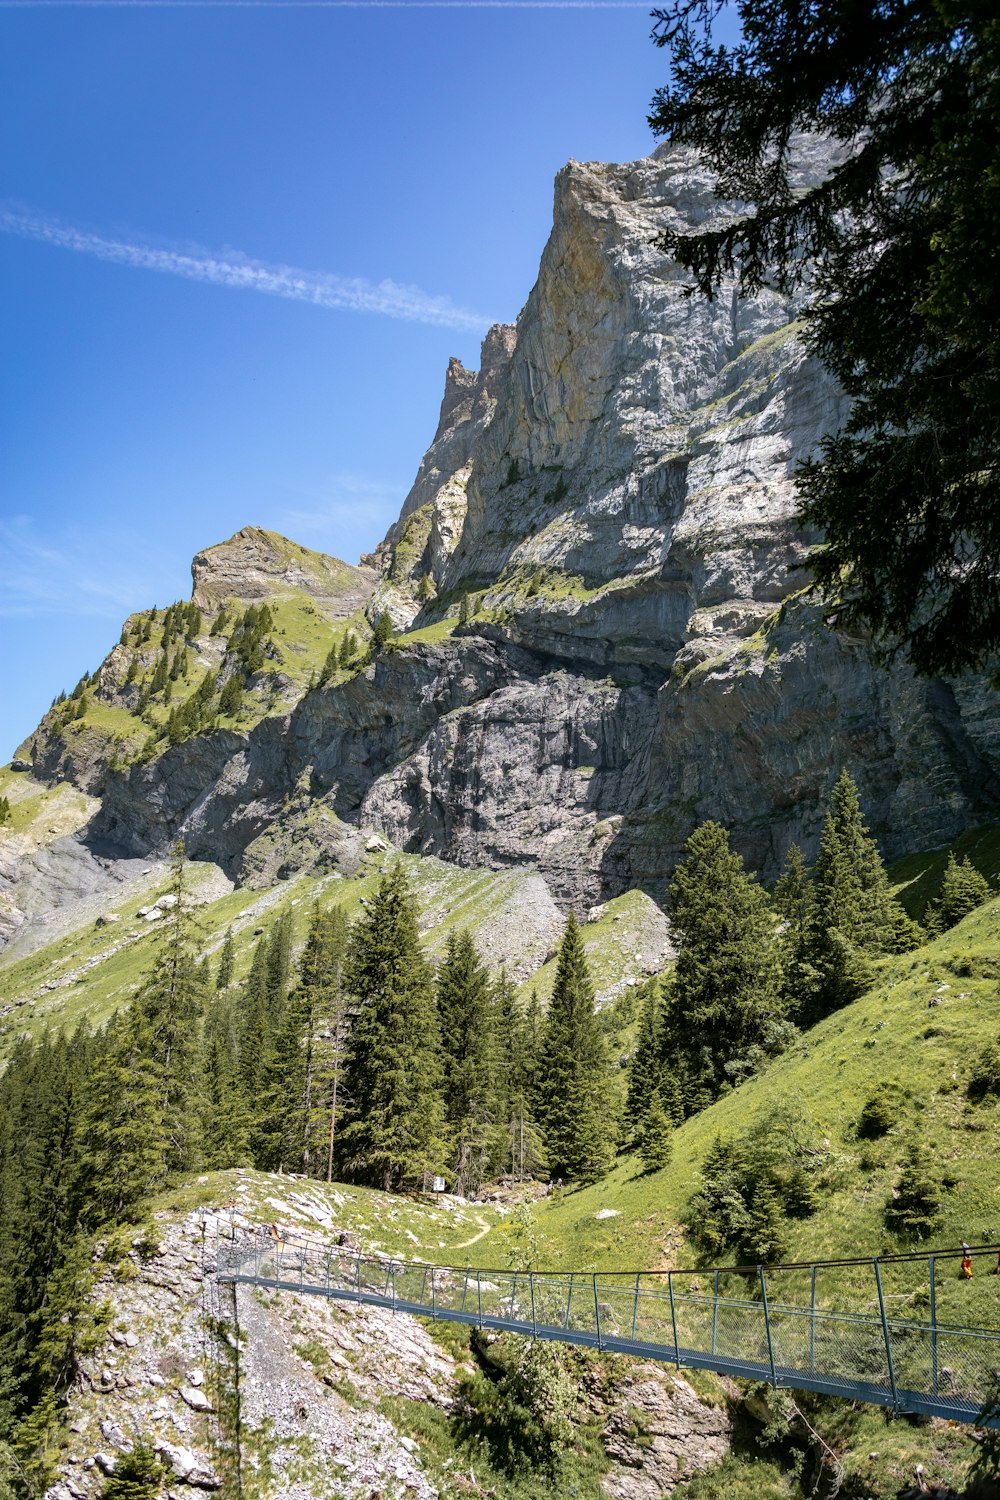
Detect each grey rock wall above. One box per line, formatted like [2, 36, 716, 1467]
[35, 138, 1000, 904]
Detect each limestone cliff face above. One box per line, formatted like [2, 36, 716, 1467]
[18, 140, 1000, 907]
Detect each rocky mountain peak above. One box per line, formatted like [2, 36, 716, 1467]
[191, 526, 376, 614]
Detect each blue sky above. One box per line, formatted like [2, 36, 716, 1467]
[1, 0, 678, 759]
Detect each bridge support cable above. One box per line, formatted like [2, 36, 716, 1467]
[213, 1228, 1000, 1429]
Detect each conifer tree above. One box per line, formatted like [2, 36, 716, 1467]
[302, 904, 351, 1181]
[200, 994, 251, 1171]
[638, 1098, 674, 1174]
[216, 929, 235, 991]
[338, 631, 357, 668]
[150, 654, 169, 696]
[493, 973, 546, 1182]
[133, 850, 208, 1175]
[0, 797, 10, 827]
[80, 849, 208, 1210]
[774, 843, 811, 1014]
[803, 770, 920, 1022]
[340, 865, 445, 1189]
[661, 821, 784, 1113]
[234, 912, 294, 1163]
[437, 929, 500, 1195]
[218, 675, 243, 718]
[77, 1012, 167, 1226]
[237, 933, 270, 1103]
[100, 1439, 171, 1498]
[256, 904, 349, 1175]
[265, 908, 293, 1012]
[924, 854, 992, 935]
[371, 609, 394, 653]
[318, 643, 339, 686]
[625, 980, 663, 1140]
[536, 914, 616, 1184]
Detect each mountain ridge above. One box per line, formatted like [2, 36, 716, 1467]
[6, 136, 1000, 938]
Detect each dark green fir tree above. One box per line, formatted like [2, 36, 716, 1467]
[803, 770, 920, 1022]
[924, 853, 992, 935]
[661, 821, 784, 1113]
[339, 865, 446, 1190]
[625, 979, 664, 1141]
[437, 929, 500, 1196]
[536, 914, 617, 1184]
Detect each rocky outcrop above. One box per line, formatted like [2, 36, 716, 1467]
[601, 1366, 731, 1499]
[191, 526, 377, 616]
[44, 1177, 734, 1500]
[371, 325, 517, 591]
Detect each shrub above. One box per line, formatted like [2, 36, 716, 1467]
[968, 1042, 1000, 1103]
[885, 1143, 941, 1239]
[100, 1440, 170, 1498]
[857, 1084, 906, 1139]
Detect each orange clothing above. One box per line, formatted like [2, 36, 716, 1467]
[961, 1254, 973, 1279]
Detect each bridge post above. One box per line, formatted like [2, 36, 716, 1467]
[593, 1275, 602, 1350]
[477, 1274, 483, 1328]
[460, 1270, 469, 1316]
[667, 1273, 680, 1368]
[809, 1264, 816, 1375]
[530, 1273, 537, 1338]
[711, 1269, 719, 1357]
[631, 1273, 640, 1344]
[565, 1272, 575, 1331]
[431, 1267, 437, 1319]
[929, 1256, 938, 1398]
[758, 1267, 777, 1389]
[873, 1259, 898, 1411]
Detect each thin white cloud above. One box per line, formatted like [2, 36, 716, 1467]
[0, 516, 160, 620]
[0, 204, 495, 333]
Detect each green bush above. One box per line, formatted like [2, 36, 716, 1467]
[100, 1440, 169, 1498]
[967, 1041, 1000, 1103]
[884, 1142, 941, 1240]
[454, 1333, 575, 1479]
[856, 1083, 906, 1139]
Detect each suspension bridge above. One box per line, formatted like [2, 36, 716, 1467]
[216, 1229, 1000, 1428]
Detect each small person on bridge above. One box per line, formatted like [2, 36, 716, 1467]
[960, 1243, 973, 1279]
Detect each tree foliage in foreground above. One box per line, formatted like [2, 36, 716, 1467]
[649, 0, 1000, 675]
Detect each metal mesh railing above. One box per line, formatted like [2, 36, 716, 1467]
[215, 1229, 1000, 1426]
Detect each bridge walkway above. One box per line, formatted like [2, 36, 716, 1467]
[216, 1230, 1000, 1428]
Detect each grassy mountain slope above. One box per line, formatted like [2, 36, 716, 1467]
[521, 898, 1000, 1334]
[16, 530, 376, 788]
[0, 845, 573, 1051]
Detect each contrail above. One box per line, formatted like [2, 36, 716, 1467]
[0, 205, 495, 333]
